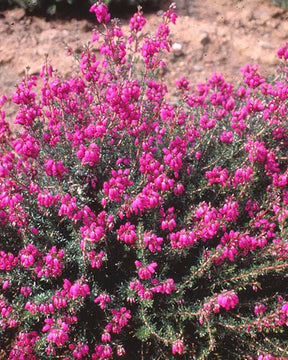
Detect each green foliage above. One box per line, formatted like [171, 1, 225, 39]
[272, 0, 288, 8]
[1, 0, 160, 16]
[2, 0, 92, 15]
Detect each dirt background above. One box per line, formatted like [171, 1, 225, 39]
[1, 0, 288, 121]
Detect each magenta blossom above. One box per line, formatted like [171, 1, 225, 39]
[89, 2, 110, 23]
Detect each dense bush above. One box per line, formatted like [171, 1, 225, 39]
[272, 0, 288, 9]
[1, 2, 288, 359]
[0, 0, 83, 14]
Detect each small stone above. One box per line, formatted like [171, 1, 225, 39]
[234, 19, 244, 29]
[0, 49, 13, 65]
[187, 4, 195, 15]
[271, 8, 285, 18]
[30, 64, 43, 76]
[174, 0, 186, 9]
[34, 24, 42, 34]
[279, 21, 288, 38]
[172, 43, 183, 56]
[82, 23, 94, 32]
[199, 32, 211, 46]
[39, 29, 59, 42]
[266, 19, 280, 29]
[216, 15, 228, 25]
[218, 27, 228, 39]
[7, 8, 25, 22]
[259, 41, 273, 49]
[264, 54, 278, 66]
[255, 11, 270, 25]
[240, 8, 254, 22]
[193, 64, 202, 72]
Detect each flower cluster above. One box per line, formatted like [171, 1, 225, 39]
[0, 2, 288, 359]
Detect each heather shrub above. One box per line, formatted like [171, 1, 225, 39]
[0, 2, 288, 359]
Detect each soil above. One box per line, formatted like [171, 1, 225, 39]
[1, 0, 288, 122]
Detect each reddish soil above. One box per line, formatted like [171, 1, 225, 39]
[1, 0, 288, 121]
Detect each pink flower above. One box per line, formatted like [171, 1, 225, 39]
[68, 282, 90, 299]
[163, 3, 178, 24]
[129, 10, 146, 32]
[220, 130, 234, 143]
[232, 167, 253, 187]
[46, 328, 69, 346]
[110, 307, 131, 333]
[117, 222, 137, 245]
[2, 280, 9, 290]
[89, 2, 110, 23]
[20, 286, 32, 297]
[205, 166, 229, 187]
[19, 244, 40, 268]
[87, 250, 106, 269]
[277, 43, 288, 59]
[258, 355, 275, 360]
[170, 229, 197, 249]
[44, 319, 70, 346]
[135, 260, 157, 280]
[240, 64, 265, 88]
[151, 278, 176, 294]
[143, 231, 163, 252]
[70, 343, 89, 359]
[160, 207, 176, 231]
[94, 293, 111, 310]
[101, 331, 111, 343]
[254, 304, 266, 315]
[92, 344, 112, 359]
[217, 291, 239, 311]
[76, 143, 100, 167]
[162, 278, 176, 294]
[116, 345, 126, 356]
[175, 76, 190, 91]
[281, 302, 288, 316]
[9, 331, 39, 360]
[172, 339, 184, 355]
[45, 159, 68, 178]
